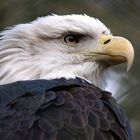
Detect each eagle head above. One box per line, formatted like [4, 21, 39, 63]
[0, 14, 134, 88]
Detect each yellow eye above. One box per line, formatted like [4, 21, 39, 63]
[64, 34, 79, 45]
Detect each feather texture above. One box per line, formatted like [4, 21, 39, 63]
[0, 78, 132, 140]
[0, 14, 110, 88]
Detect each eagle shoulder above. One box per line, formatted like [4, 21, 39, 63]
[0, 78, 132, 140]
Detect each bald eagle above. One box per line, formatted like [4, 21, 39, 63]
[0, 14, 134, 140]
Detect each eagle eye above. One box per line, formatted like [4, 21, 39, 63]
[64, 34, 80, 45]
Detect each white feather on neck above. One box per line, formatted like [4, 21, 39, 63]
[0, 14, 110, 89]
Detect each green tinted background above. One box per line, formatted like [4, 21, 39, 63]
[0, 0, 140, 139]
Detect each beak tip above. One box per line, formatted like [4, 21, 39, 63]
[127, 67, 130, 72]
[127, 59, 134, 72]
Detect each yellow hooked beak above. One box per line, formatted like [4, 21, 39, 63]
[92, 35, 134, 71]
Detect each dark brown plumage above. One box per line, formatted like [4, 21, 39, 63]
[0, 78, 132, 140]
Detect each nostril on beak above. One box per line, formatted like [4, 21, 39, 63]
[103, 39, 111, 45]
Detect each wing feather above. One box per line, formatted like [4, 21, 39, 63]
[0, 78, 132, 140]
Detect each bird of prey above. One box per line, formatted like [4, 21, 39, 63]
[0, 14, 134, 140]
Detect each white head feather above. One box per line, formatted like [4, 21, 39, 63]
[0, 14, 111, 88]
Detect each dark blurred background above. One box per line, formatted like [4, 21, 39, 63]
[0, 0, 140, 139]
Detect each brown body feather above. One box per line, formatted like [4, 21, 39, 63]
[0, 78, 132, 140]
